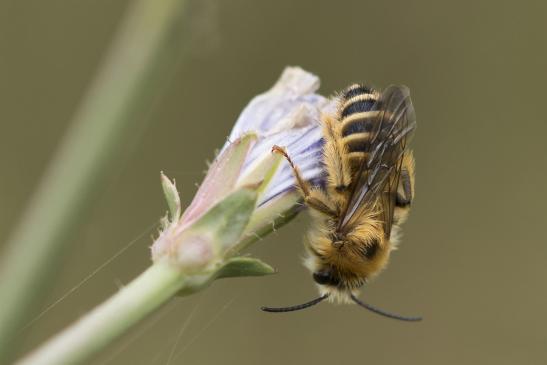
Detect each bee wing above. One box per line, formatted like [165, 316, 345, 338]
[338, 85, 416, 235]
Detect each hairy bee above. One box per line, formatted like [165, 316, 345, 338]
[262, 84, 421, 321]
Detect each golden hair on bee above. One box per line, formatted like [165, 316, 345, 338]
[262, 84, 421, 321]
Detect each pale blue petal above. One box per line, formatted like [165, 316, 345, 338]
[224, 67, 336, 206]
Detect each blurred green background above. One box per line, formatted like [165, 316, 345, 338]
[1, 0, 546, 364]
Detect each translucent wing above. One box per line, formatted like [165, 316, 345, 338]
[337, 85, 416, 235]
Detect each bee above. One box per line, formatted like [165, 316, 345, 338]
[262, 84, 421, 321]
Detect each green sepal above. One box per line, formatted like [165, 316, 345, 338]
[185, 188, 258, 255]
[159, 213, 170, 230]
[175, 257, 275, 296]
[236, 151, 282, 197]
[176, 134, 257, 227]
[216, 257, 275, 279]
[160, 172, 181, 222]
[233, 190, 301, 253]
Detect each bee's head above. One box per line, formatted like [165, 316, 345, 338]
[304, 237, 383, 293]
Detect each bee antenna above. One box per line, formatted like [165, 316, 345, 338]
[350, 294, 422, 322]
[261, 294, 329, 313]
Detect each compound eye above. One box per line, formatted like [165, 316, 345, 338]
[363, 239, 379, 259]
[313, 270, 340, 286]
[313, 271, 331, 285]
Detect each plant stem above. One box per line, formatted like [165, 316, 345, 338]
[16, 263, 186, 365]
[0, 0, 188, 361]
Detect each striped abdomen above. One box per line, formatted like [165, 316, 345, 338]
[338, 84, 381, 168]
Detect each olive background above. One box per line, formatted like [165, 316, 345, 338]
[1, 1, 546, 364]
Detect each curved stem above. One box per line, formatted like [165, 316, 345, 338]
[16, 263, 186, 365]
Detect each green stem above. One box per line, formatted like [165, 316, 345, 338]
[16, 263, 186, 365]
[0, 0, 188, 361]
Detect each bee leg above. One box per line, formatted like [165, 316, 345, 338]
[395, 168, 412, 207]
[271, 145, 311, 196]
[307, 189, 337, 217]
[272, 145, 336, 217]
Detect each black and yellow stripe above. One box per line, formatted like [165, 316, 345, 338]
[338, 84, 379, 164]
